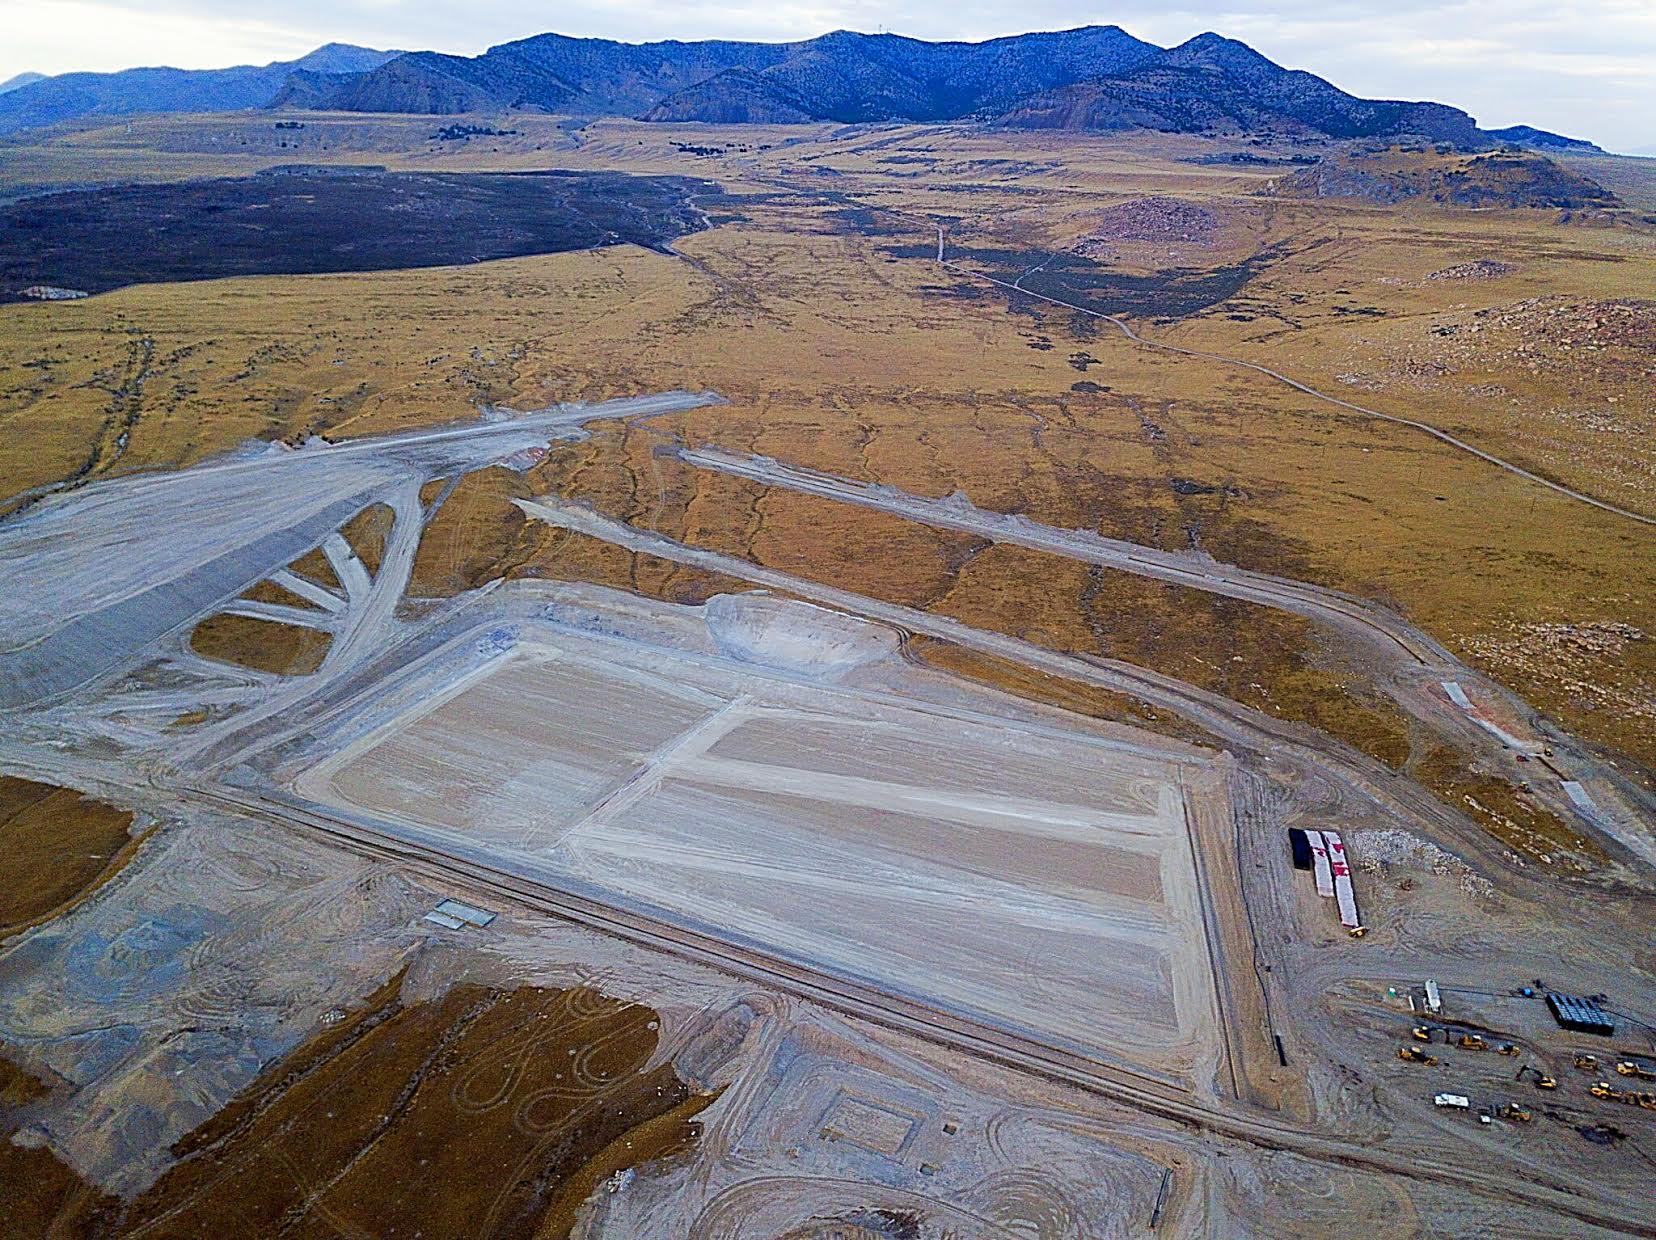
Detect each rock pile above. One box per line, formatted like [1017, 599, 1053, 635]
[1425, 260, 1515, 281]
[1356, 828, 1495, 899]
[1463, 619, 1654, 727]
[1074, 198, 1219, 257]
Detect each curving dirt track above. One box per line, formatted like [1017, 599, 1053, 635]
[917, 217, 1656, 531]
[3, 395, 1653, 1237]
[672, 444, 1656, 866]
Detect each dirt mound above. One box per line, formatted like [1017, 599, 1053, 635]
[1074, 198, 1219, 256]
[703, 591, 898, 678]
[1426, 260, 1516, 281]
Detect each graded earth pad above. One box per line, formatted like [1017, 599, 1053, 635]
[291, 595, 1226, 1089]
[1, 111, 1654, 1237]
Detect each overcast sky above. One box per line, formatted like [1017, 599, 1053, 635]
[7, 1, 1654, 153]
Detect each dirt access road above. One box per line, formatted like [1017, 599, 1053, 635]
[910, 214, 1656, 531]
[675, 445, 1656, 865]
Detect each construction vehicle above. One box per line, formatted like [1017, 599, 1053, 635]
[1574, 1053, 1599, 1071]
[1398, 1046, 1439, 1065]
[1411, 1025, 1436, 1042]
[1616, 1060, 1656, 1081]
[1516, 1065, 1557, 1090]
[1499, 1102, 1533, 1123]
[1458, 1033, 1489, 1051]
[1496, 1042, 1519, 1057]
[1588, 1082, 1656, 1109]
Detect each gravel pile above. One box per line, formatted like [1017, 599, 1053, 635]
[1356, 828, 1495, 899]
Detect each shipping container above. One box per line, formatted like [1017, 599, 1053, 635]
[1288, 827, 1312, 870]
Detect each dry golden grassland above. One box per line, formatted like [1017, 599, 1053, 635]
[0, 111, 841, 199]
[0, 776, 140, 935]
[189, 613, 332, 675]
[2, 121, 1653, 815]
[0, 968, 711, 1240]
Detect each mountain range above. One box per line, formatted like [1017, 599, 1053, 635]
[0, 28, 1605, 151]
[0, 72, 47, 96]
[0, 44, 395, 135]
[985, 34, 1481, 144]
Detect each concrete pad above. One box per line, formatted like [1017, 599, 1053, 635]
[297, 623, 1223, 1082]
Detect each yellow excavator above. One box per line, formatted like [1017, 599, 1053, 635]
[1516, 1065, 1557, 1090]
[1411, 1025, 1436, 1042]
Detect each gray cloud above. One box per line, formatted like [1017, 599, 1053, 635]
[8, 0, 1654, 151]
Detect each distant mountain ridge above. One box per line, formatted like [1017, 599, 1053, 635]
[991, 33, 1479, 144]
[0, 44, 396, 135]
[269, 28, 1165, 124]
[1484, 125, 1603, 154]
[0, 28, 1605, 152]
[0, 72, 47, 96]
[279, 27, 1495, 145]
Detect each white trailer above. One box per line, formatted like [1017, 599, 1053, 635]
[1307, 829, 1334, 898]
[1324, 830, 1364, 935]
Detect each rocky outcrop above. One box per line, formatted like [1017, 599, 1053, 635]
[640, 70, 816, 124]
[1270, 149, 1619, 209]
[1485, 125, 1603, 154]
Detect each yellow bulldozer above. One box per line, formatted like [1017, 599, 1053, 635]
[1398, 1045, 1438, 1065]
[1589, 1081, 1655, 1108]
